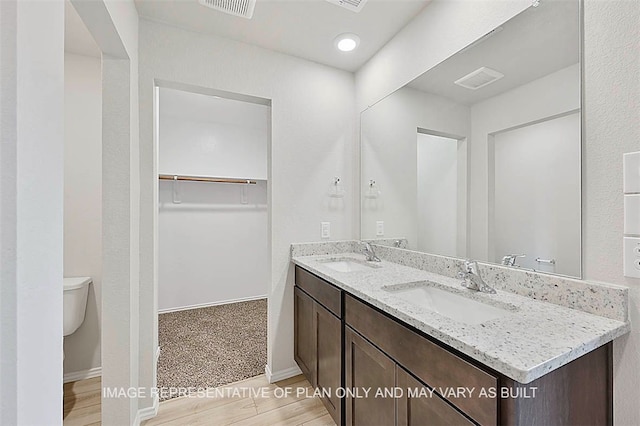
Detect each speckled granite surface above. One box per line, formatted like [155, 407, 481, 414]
[290, 242, 630, 384]
[290, 240, 359, 257]
[369, 244, 629, 322]
[292, 240, 628, 322]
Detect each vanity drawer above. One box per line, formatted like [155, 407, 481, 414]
[295, 266, 342, 317]
[345, 294, 498, 425]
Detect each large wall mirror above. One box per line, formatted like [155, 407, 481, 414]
[361, 0, 582, 278]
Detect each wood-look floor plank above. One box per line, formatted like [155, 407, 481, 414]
[225, 374, 271, 389]
[64, 388, 101, 414]
[270, 375, 308, 388]
[143, 392, 246, 425]
[145, 374, 308, 425]
[146, 374, 268, 425]
[65, 374, 331, 426]
[299, 412, 336, 426]
[229, 395, 325, 426]
[157, 397, 257, 426]
[253, 380, 314, 414]
[64, 377, 101, 395]
[63, 403, 101, 426]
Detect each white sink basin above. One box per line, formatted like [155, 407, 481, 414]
[319, 258, 381, 273]
[384, 282, 512, 325]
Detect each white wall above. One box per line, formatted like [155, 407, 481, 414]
[583, 1, 640, 423]
[360, 87, 469, 250]
[493, 112, 581, 276]
[158, 88, 268, 179]
[469, 64, 580, 262]
[158, 88, 268, 312]
[1, 0, 141, 423]
[63, 52, 103, 375]
[0, 0, 65, 424]
[417, 134, 458, 256]
[357, 0, 640, 423]
[138, 19, 355, 385]
[70, 0, 142, 423]
[100, 2, 144, 422]
[158, 181, 268, 311]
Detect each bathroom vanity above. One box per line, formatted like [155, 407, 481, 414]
[291, 243, 629, 426]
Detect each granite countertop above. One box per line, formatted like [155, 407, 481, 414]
[292, 252, 630, 384]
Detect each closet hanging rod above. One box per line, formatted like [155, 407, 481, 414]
[158, 174, 257, 185]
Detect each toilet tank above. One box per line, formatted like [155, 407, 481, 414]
[63, 277, 91, 336]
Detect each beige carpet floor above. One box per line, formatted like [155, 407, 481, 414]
[157, 298, 267, 401]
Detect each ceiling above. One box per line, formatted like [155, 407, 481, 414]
[408, 0, 580, 105]
[160, 87, 268, 127]
[64, 0, 101, 58]
[134, 0, 431, 72]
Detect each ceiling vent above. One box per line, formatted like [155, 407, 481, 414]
[324, 0, 369, 13]
[454, 67, 504, 90]
[198, 0, 256, 19]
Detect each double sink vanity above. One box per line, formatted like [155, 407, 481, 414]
[291, 241, 630, 426]
[290, 1, 628, 424]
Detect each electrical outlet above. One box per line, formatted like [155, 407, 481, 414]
[376, 221, 384, 237]
[321, 222, 330, 239]
[624, 237, 640, 278]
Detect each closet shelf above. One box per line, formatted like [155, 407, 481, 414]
[159, 174, 258, 185]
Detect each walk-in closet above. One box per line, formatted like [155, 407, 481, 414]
[156, 86, 269, 400]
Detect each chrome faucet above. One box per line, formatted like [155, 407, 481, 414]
[362, 242, 381, 262]
[393, 239, 407, 249]
[457, 260, 496, 294]
[501, 254, 525, 267]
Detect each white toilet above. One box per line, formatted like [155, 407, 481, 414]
[63, 277, 91, 337]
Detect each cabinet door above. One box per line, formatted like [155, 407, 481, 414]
[396, 367, 474, 426]
[294, 287, 316, 386]
[345, 326, 396, 426]
[315, 303, 342, 425]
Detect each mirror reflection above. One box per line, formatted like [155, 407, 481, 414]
[361, 0, 581, 278]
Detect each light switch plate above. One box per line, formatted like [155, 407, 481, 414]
[624, 237, 640, 278]
[624, 194, 640, 235]
[321, 222, 330, 239]
[623, 151, 640, 194]
[376, 221, 384, 236]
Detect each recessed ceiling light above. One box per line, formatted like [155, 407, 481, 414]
[334, 33, 360, 52]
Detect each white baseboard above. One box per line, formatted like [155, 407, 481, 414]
[63, 366, 102, 383]
[134, 347, 162, 425]
[136, 393, 159, 424]
[158, 294, 268, 314]
[264, 364, 302, 384]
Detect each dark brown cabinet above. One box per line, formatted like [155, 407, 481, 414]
[315, 301, 342, 422]
[345, 326, 396, 426]
[345, 322, 476, 426]
[396, 367, 474, 426]
[294, 265, 613, 426]
[294, 270, 342, 425]
[345, 294, 497, 425]
[294, 287, 316, 384]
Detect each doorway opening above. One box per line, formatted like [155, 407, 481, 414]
[155, 85, 271, 400]
[416, 129, 467, 257]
